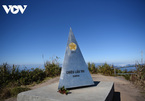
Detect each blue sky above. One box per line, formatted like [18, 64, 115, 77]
[0, 0, 145, 65]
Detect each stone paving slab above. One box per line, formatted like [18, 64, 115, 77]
[17, 81, 114, 101]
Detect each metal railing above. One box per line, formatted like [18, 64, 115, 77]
[114, 67, 136, 75]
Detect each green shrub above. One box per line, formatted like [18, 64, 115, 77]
[123, 74, 131, 80]
[130, 64, 145, 88]
[0, 87, 30, 100]
[88, 62, 98, 74]
[45, 56, 61, 77]
[0, 58, 61, 87]
[88, 63, 114, 75]
[0, 63, 11, 86]
[97, 63, 114, 75]
[10, 87, 30, 96]
[0, 88, 11, 99]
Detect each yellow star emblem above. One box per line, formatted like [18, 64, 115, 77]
[69, 42, 77, 51]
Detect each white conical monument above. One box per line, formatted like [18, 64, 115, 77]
[58, 27, 94, 89]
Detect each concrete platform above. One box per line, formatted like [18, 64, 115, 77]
[17, 81, 114, 101]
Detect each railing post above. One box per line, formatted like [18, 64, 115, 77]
[114, 67, 116, 76]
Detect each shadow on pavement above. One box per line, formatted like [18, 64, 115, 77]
[113, 92, 121, 101]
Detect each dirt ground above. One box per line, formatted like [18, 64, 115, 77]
[5, 74, 145, 101]
[92, 74, 145, 101]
